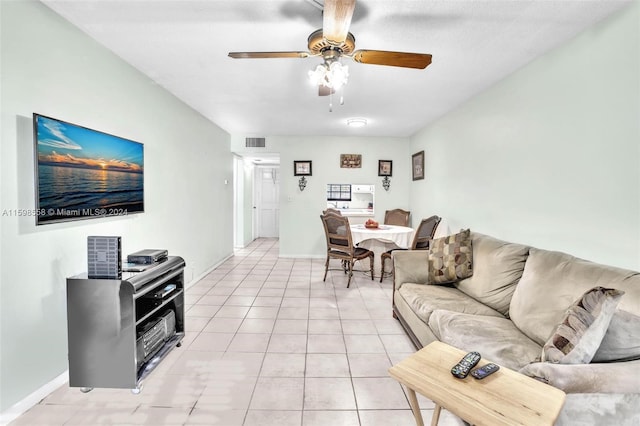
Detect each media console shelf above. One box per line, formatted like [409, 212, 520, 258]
[66, 256, 186, 393]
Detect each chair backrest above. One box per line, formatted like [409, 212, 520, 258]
[320, 211, 354, 252]
[323, 208, 342, 215]
[384, 209, 411, 227]
[411, 215, 442, 250]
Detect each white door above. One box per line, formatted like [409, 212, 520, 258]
[255, 166, 280, 238]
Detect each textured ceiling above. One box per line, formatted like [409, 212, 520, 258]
[41, 0, 630, 138]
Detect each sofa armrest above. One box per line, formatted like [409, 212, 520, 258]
[519, 360, 640, 394]
[392, 250, 430, 291]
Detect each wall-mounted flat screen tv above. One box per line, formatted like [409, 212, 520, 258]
[33, 113, 144, 225]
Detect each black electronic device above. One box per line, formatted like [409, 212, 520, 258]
[150, 284, 177, 299]
[127, 249, 168, 265]
[471, 363, 500, 380]
[87, 236, 122, 279]
[139, 284, 178, 310]
[451, 351, 481, 379]
[136, 309, 176, 369]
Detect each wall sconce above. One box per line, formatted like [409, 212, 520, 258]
[382, 176, 391, 191]
[378, 160, 392, 191]
[294, 160, 312, 192]
[298, 176, 307, 191]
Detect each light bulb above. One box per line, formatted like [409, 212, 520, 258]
[329, 62, 348, 90]
[308, 64, 327, 86]
[308, 61, 349, 89]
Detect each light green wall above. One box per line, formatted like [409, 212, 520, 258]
[410, 3, 640, 270]
[0, 0, 233, 412]
[231, 135, 412, 256]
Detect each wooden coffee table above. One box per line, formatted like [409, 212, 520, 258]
[389, 341, 566, 426]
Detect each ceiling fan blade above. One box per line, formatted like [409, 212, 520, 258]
[323, 0, 356, 45]
[228, 51, 311, 59]
[318, 86, 335, 96]
[351, 50, 432, 69]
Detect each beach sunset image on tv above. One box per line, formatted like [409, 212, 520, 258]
[34, 114, 144, 225]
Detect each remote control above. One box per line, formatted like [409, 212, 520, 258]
[471, 363, 500, 380]
[451, 351, 481, 379]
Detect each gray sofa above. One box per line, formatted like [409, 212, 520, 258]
[392, 232, 640, 425]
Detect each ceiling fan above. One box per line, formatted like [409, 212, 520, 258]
[228, 0, 432, 98]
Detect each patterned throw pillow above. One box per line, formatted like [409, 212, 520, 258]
[428, 229, 473, 285]
[542, 286, 625, 364]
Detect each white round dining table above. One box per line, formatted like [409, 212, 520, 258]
[350, 224, 414, 249]
[350, 224, 414, 277]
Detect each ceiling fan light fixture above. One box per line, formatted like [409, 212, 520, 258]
[347, 118, 367, 128]
[229, 0, 433, 105]
[308, 61, 349, 90]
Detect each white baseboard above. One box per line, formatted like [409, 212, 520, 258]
[0, 370, 69, 426]
[278, 254, 325, 259]
[185, 253, 233, 289]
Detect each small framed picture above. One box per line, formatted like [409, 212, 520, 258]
[412, 151, 425, 181]
[378, 160, 392, 177]
[340, 154, 362, 168]
[294, 160, 312, 176]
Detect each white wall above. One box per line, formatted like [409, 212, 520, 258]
[231, 135, 412, 257]
[243, 159, 256, 246]
[0, 0, 233, 413]
[232, 155, 256, 248]
[410, 3, 640, 270]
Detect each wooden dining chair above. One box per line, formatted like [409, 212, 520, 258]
[323, 208, 342, 215]
[380, 215, 441, 282]
[320, 211, 374, 288]
[384, 209, 411, 227]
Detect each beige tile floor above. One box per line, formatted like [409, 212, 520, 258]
[10, 238, 465, 426]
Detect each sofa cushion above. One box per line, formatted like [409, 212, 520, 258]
[520, 360, 640, 394]
[398, 284, 503, 326]
[456, 233, 529, 316]
[392, 250, 430, 291]
[592, 310, 640, 362]
[393, 290, 440, 347]
[428, 309, 542, 370]
[555, 394, 640, 426]
[509, 247, 640, 347]
[428, 229, 473, 284]
[542, 287, 624, 364]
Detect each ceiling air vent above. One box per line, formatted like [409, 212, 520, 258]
[245, 137, 266, 148]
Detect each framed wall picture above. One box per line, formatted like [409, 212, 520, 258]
[412, 151, 425, 181]
[340, 154, 362, 168]
[378, 160, 392, 177]
[294, 160, 312, 176]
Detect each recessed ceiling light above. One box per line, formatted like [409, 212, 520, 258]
[347, 118, 367, 128]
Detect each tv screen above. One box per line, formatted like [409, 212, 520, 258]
[33, 113, 144, 225]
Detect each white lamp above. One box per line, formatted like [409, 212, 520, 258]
[346, 118, 367, 128]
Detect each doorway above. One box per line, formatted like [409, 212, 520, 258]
[254, 166, 280, 238]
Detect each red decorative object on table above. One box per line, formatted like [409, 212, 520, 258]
[365, 219, 379, 229]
